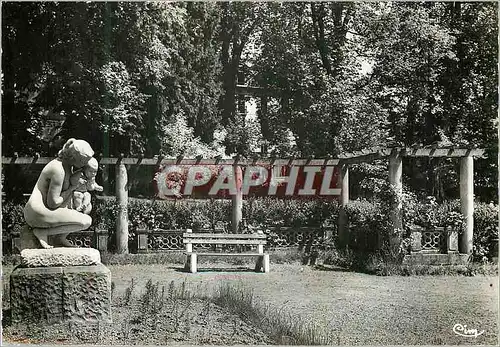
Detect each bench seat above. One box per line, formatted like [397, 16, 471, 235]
[185, 252, 265, 256]
[183, 230, 269, 273]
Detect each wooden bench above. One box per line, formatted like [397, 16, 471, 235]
[183, 229, 270, 273]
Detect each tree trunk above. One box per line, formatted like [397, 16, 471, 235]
[310, 3, 332, 76]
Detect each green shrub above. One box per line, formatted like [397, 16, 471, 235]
[2, 196, 339, 254]
[91, 198, 232, 239]
[403, 195, 497, 261]
[349, 162, 388, 199]
[1, 201, 25, 237]
[473, 202, 498, 262]
[327, 197, 399, 271]
[344, 199, 391, 252]
[243, 197, 339, 227]
[88, 197, 340, 244]
[402, 193, 464, 231]
[2, 201, 26, 254]
[126, 199, 232, 231]
[321, 247, 372, 271]
[90, 197, 118, 230]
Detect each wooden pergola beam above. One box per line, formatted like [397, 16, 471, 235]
[402, 147, 486, 158]
[3, 157, 52, 165]
[1, 147, 485, 167]
[337, 147, 486, 164]
[1, 157, 341, 167]
[2, 146, 485, 256]
[338, 153, 384, 165]
[235, 84, 278, 97]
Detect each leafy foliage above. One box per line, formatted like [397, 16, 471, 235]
[1, 202, 25, 237]
[344, 199, 391, 253]
[252, 2, 372, 156]
[99, 61, 148, 154]
[402, 193, 464, 231]
[243, 197, 339, 228]
[160, 113, 225, 157]
[473, 202, 499, 262]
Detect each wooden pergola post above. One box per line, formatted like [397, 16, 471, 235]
[338, 164, 349, 247]
[116, 157, 129, 253]
[232, 165, 243, 233]
[388, 151, 403, 247]
[99, 163, 110, 195]
[459, 156, 474, 254]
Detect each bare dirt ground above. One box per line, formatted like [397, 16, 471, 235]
[2, 262, 499, 345]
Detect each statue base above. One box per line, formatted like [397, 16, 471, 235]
[20, 247, 101, 267]
[10, 248, 111, 324]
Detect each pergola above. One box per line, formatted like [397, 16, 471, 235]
[2, 146, 486, 254]
[335, 146, 486, 255]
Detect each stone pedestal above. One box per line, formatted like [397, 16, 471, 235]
[446, 229, 459, 253]
[409, 226, 424, 253]
[10, 248, 112, 324]
[402, 253, 469, 265]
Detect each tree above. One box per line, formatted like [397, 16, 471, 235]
[2, 2, 496, 200]
[353, 2, 497, 200]
[216, 2, 264, 155]
[252, 2, 381, 156]
[2, 2, 225, 157]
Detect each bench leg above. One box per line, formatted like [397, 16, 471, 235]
[254, 256, 263, 272]
[255, 254, 270, 273]
[263, 254, 270, 273]
[190, 253, 197, 273]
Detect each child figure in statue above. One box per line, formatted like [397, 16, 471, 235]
[72, 157, 103, 214]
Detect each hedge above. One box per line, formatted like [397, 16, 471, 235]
[3, 196, 496, 261]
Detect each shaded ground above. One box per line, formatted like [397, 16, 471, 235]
[2, 262, 498, 345]
[3, 298, 270, 345]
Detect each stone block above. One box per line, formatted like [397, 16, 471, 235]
[402, 253, 469, 265]
[136, 231, 149, 253]
[10, 267, 65, 324]
[62, 265, 111, 322]
[10, 264, 111, 323]
[446, 229, 459, 253]
[409, 226, 424, 253]
[21, 247, 101, 267]
[95, 229, 109, 252]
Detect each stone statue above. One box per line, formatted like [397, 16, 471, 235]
[23, 138, 98, 249]
[72, 157, 104, 214]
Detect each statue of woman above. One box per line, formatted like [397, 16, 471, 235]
[24, 138, 95, 248]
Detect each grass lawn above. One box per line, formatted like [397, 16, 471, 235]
[2, 261, 498, 345]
